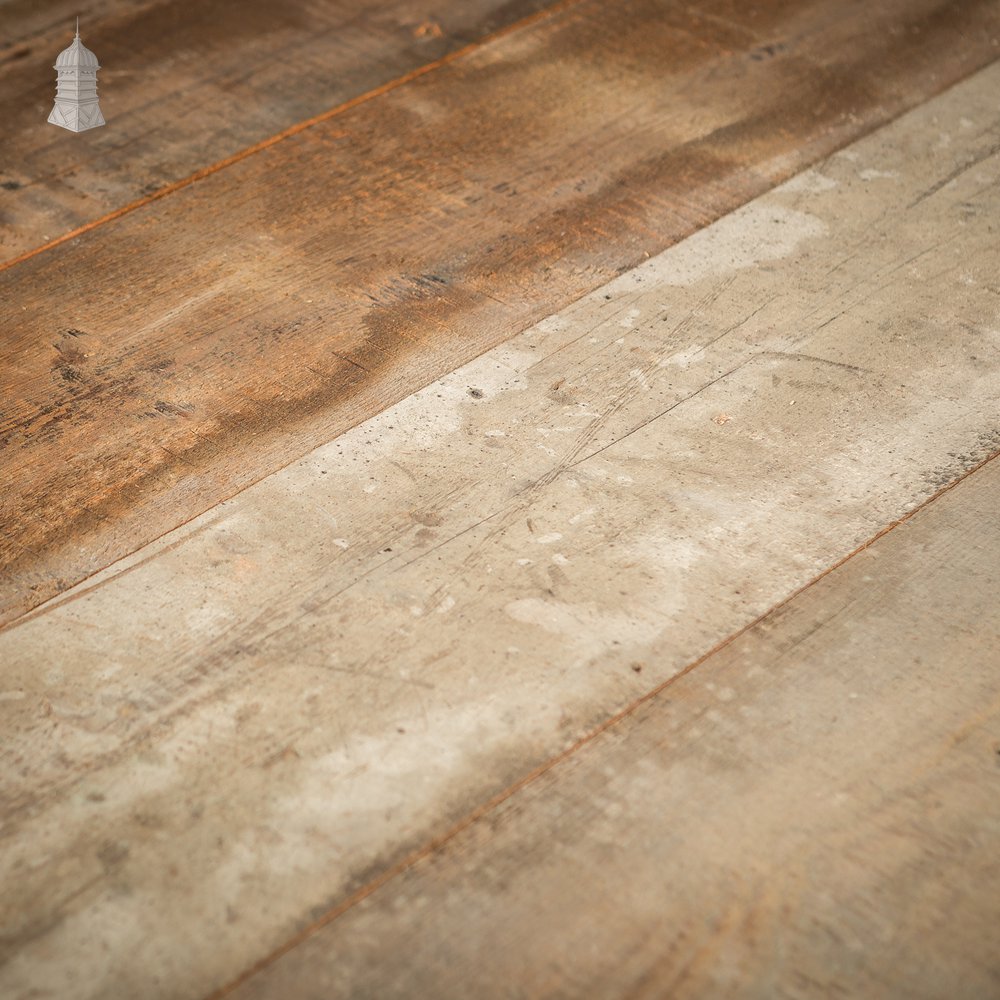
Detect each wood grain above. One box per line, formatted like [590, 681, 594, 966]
[2, 61, 999, 999]
[2, 0, 999, 627]
[227, 456, 1000, 1000]
[0, 0, 555, 261]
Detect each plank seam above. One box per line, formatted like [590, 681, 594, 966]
[202, 446, 1000, 1000]
[0, 0, 589, 276]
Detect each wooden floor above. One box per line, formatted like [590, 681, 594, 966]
[4, 0, 999, 623]
[1, 1, 999, 997]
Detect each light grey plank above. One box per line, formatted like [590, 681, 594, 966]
[233, 444, 1000, 1000]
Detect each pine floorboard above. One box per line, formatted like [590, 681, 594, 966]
[1, 58, 998, 999]
[0, 0, 555, 261]
[232, 452, 1000, 1000]
[3, 0, 999, 625]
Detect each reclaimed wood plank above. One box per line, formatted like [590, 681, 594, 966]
[0, 0, 556, 261]
[228, 456, 1000, 1000]
[1, 61, 999, 1000]
[2, 0, 999, 626]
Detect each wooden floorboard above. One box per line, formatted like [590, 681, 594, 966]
[1, 61, 998, 999]
[2, 0, 998, 626]
[229, 455, 1000, 1000]
[0, 0, 555, 261]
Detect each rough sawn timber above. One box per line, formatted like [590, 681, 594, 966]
[231, 456, 1000, 1000]
[0, 0, 556, 261]
[1, 59, 999, 1000]
[2, 0, 1000, 625]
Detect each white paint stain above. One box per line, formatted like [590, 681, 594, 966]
[504, 597, 661, 648]
[534, 532, 563, 544]
[777, 169, 837, 194]
[619, 307, 642, 329]
[537, 314, 568, 334]
[660, 345, 704, 369]
[309, 345, 534, 470]
[859, 168, 899, 181]
[608, 203, 826, 290]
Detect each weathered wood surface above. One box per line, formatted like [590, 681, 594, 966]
[0, 0, 555, 262]
[2, 62, 999, 1000]
[231, 456, 1000, 1000]
[3, 0, 999, 626]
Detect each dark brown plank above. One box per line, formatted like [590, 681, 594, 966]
[2, 0, 998, 626]
[223, 456, 1000, 1000]
[0, 0, 555, 262]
